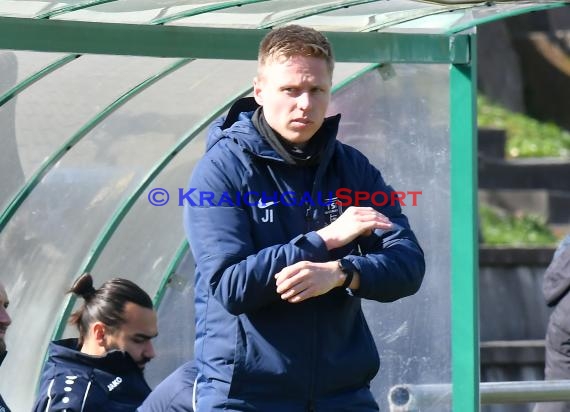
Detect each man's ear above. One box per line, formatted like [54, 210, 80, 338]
[92, 322, 107, 347]
[253, 76, 263, 106]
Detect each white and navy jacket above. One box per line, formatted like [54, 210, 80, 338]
[32, 338, 151, 412]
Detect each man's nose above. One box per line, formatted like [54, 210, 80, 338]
[144, 341, 156, 360]
[296, 92, 311, 111]
[0, 307, 11, 327]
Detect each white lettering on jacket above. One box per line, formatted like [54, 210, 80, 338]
[107, 376, 123, 392]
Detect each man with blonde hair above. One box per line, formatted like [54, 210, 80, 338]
[184, 25, 425, 411]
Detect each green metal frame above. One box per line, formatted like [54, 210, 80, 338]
[450, 32, 479, 412]
[0, 54, 80, 108]
[153, 241, 189, 307]
[0, 17, 470, 63]
[0, 58, 192, 234]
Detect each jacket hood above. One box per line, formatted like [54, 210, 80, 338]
[207, 97, 341, 163]
[47, 338, 143, 376]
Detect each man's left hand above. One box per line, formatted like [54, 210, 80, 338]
[275, 261, 344, 303]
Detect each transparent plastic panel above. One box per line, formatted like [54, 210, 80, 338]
[293, 0, 433, 31]
[328, 64, 451, 411]
[0, 57, 214, 412]
[0, 0, 117, 18]
[0, 0, 60, 18]
[170, 0, 339, 28]
[297, 1, 467, 33]
[0, 50, 64, 212]
[383, 11, 465, 34]
[0, 50, 65, 210]
[0, 54, 177, 214]
[145, 248, 196, 388]
[54, 0, 233, 23]
[0, 50, 69, 96]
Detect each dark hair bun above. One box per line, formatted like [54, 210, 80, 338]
[70, 273, 97, 300]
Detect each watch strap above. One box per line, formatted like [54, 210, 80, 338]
[338, 258, 356, 289]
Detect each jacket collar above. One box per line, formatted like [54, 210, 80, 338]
[209, 97, 341, 164]
[48, 338, 143, 376]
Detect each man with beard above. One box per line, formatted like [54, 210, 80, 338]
[33, 273, 158, 412]
[0, 282, 12, 412]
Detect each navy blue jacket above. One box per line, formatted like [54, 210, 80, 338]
[32, 338, 151, 412]
[184, 98, 425, 411]
[137, 361, 197, 412]
[0, 351, 11, 412]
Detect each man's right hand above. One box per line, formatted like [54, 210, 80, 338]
[316, 206, 393, 251]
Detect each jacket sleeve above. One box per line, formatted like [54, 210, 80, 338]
[32, 373, 95, 412]
[340, 146, 426, 302]
[543, 237, 570, 306]
[184, 155, 330, 316]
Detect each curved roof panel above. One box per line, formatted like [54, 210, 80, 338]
[1, 0, 566, 30]
[0, 1, 566, 63]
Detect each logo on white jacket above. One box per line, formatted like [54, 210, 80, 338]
[107, 376, 123, 392]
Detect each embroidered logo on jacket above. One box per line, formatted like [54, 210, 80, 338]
[107, 376, 123, 392]
[258, 199, 279, 223]
[324, 197, 342, 224]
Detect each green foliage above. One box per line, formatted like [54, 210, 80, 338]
[478, 95, 570, 158]
[479, 205, 558, 246]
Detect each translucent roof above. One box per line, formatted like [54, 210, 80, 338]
[0, 0, 566, 34]
[0, 1, 568, 411]
[0, 0, 567, 62]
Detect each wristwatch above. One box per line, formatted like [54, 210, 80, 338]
[338, 258, 356, 289]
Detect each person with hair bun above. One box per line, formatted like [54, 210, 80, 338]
[32, 273, 158, 412]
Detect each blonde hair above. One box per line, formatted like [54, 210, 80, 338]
[258, 25, 334, 75]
